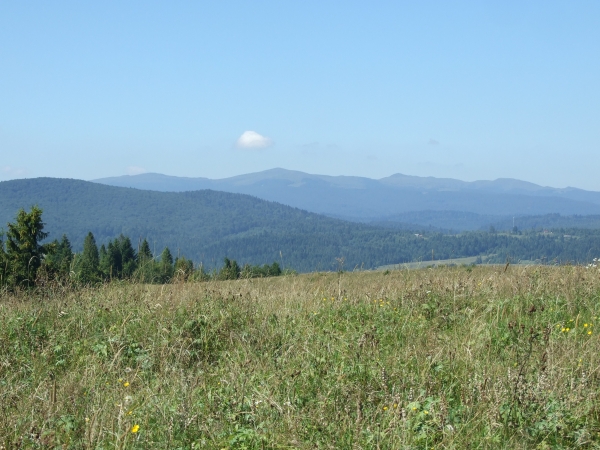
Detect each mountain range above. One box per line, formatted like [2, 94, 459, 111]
[94, 169, 600, 230]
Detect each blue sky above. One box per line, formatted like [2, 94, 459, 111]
[1, 1, 599, 189]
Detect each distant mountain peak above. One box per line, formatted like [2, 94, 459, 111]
[92, 169, 600, 222]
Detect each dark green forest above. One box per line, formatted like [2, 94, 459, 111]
[0, 206, 285, 288]
[1, 178, 600, 278]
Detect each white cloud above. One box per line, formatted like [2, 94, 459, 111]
[126, 166, 147, 175]
[235, 131, 273, 149]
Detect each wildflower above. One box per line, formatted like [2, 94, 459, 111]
[85, 417, 89, 422]
[584, 323, 589, 328]
[383, 406, 388, 411]
[118, 378, 123, 383]
[589, 331, 593, 335]
[424, 410, 429, 414]
[131, 424, 140, 433]
[123, 382, 130, 387]
[393, 403, 398, 409]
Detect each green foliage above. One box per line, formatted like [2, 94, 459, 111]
[174, 256, 194, 281]
[158, 247, 174, 282]
[76, 232, 100, 283]
[1, 206, 52, 287]
[100, 234, 137, 279]
[135, 239, 155, 283]
[44, 234, 74, 279]
[241, 261, 282, 278]
[218, 257, 241, 280]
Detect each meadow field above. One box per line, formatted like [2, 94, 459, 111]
[1, 265, 600, 449]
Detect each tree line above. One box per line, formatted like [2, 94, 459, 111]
[0, 207, 284, 289]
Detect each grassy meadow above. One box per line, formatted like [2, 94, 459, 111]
[1, 265, 600, 448]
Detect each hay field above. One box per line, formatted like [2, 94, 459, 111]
[1, 265, 600, 448]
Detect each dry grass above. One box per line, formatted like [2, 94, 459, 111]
[1, 265, 600, 448]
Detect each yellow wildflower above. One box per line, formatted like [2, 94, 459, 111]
[123, 382, 130, 387]
[131, 424, 140, 433]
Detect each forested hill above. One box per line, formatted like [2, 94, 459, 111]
[0, 177, 423, 271]
[2, 178, 600, 271]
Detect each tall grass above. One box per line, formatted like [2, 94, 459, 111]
[1, 265, 600, 448]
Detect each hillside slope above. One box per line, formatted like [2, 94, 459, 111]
[0, 178, 420, 271]
[3, 178, 600, 271]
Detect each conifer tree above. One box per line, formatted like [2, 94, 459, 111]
[139, 239, 153, 262]
[159, 247, 174, 282]
[4, 206, 51, 286]
[136, 238, 155, 282]
[174, 256, 194, 280]
[79, 232, 100, 283]
[46, 234, 73, 278]
[118, 235, 137, 278]
[219, 257, 240, 280]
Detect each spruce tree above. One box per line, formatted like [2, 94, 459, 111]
[79, 232, 100, 283]
[118, 235, 137, 278]
[4, 206, 51, 286]
[159, 247, 174, 282]
[139, 239, 153, 262]
[174, 256, 194, 280]
[46, 234, 73, 278]
[136, 238, 154, 282]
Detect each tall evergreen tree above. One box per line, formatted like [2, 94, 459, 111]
[105, 240, 121, 279]
[139, 239, 153, 262]
[159, 247, 174, 282]
[136, 238, 155, 282]
[45, 234, 73, 278]
[79, 232, 100, 283]
[100, 235, 137, 279]
[98, 244, 109, 278]
[4, 206, 52, 286]
[118, 235, 137, 278]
